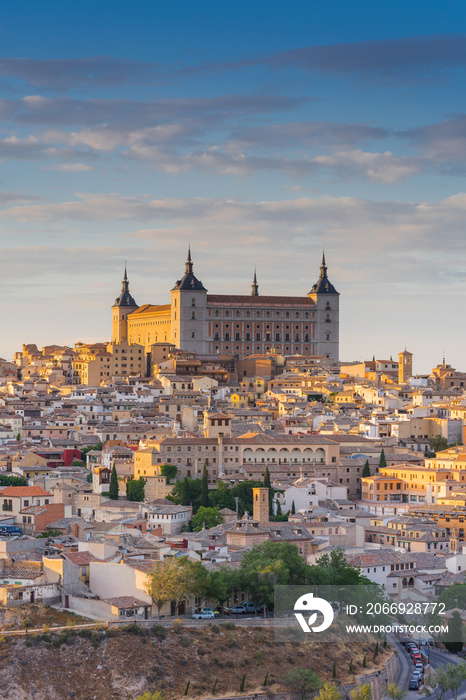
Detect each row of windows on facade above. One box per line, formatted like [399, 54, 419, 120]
[214, 332, 313, 341]
[210, 309, 323, 318]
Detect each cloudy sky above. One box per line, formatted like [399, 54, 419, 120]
[1, 1, 466, 372]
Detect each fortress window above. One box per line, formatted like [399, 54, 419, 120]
[235, 323, 240, 328]
[256, 311, 260, 318]
[256, 333, 261, 341]
[285, 333, 290, 341]
[191, 331, 195, 338]
[235, 333, 240, 340]
[191, 298, 195, 307]
[246, 333, 251, 340]
[236, 311, 240, 317]
[304, 334, 309, 342]
[295, 312, 299, 318]
[275, 333, 280, 341]
[266, 324, 270, 329]
[285, 312, 290, 318]
[225, 332, 230, 340]
[326, 334, 330, 341]
[225, 310, 230, 317]
[191, 312, 195, 319]
[304, 312, 309, 318]
[266, 311, 270, 317]
[246, 345, 250, 350]
[246, 311, 250, 317]
[215, 323, 219, 328]
[215, 310, 219, 317]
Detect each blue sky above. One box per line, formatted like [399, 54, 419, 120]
[1, 1, 466, 372]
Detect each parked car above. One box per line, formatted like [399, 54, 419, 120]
[411, 671, 423, 681]
[228, 602, 262, 615]
[409, 679, 420, 690]
[192, 611, 215, 620]
[0, 526, 23, 537]
[414, 664, 424, 675]
[199, 607, 220, 618]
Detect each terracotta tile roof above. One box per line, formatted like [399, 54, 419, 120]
[63, 551, 99, 566]
[0, 486, 51, 497]
[207, 295, 316, 306]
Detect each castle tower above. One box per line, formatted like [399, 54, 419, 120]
[398, 349, 413, 384]
[112, 265, 138, 342]
[252, 487, 269, 525]
[170, 247, 208, 353]
[307, 253, 339, 361]
[251, 269, 259, 296]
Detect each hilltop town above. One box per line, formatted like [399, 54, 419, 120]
[0, 333, 465, 621]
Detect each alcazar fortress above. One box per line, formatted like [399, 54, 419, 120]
[112, 249, 339, 362]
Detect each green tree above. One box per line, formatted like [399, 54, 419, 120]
[200, 463, 209, 508]
[160, 464, 177, 483]
[230, 479, 263, 515]
[446, 663, 466, 700]
[308, 548, 370, 586]
[0, 475, 27, 487]
[362, 460, 370, 478]
[275, 498, 288, 521]
[442, 611, 464, 654]
[145, 557, 208, 617]
[291, 500, 296, 514]
[240, 541, 311, 606]
[208, 481, 236, 511]
[285, 668, 321, 699]
[386, 684, 406, 700]
[109, 464, 119, 500]
[264, 466, 273, 515]
[431, 434, 449, 453]
[378, 449, 387, 471]
[126, 477, 145, 502]
[191, 506, 223, 531]
[180, 476, 191, 506]
[205, 566, 240, 609]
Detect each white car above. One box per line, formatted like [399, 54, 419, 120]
[192, 611, 215, 620]
[411, 671, 422, 681]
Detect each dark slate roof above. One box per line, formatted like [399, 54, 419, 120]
[309, 253, 339, 295]
[171, 248, 207, 292]
[113, 267, 138, 308]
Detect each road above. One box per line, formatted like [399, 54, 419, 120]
[391, 636, 465, 700]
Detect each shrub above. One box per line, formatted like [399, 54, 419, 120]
[152, 624, 167, 640]
[211, 624, 220, 634]
[285, 668, 322, 699]
[222, 621, 235, 630]
[41, 633, 51, 643]
[255, 651, 265, 665]
[79, 628, 92, 639]
[180, 635, 191, 648]
[255, 629, 265, 643]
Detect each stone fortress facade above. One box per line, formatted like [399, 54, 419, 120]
[112, 249, 339, 361]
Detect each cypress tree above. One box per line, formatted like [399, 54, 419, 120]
[264, 466, 273, 515]
[275, 499, 282, 517]
[291, 500, 296, 515]
[379, 449, 387, 471]
[362, 459, 371, 478]
[200, 463, 209, 508]
[109, 464, 119, 500]
[180, 476, 191, 506]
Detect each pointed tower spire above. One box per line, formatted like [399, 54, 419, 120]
[251, 268, 259, 296]
[319, 250, 328, 279]
[113, 264, 137, 308]
[185, 245, 193, 275]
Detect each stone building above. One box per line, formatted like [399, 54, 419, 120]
[112, 249, 339, 364]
